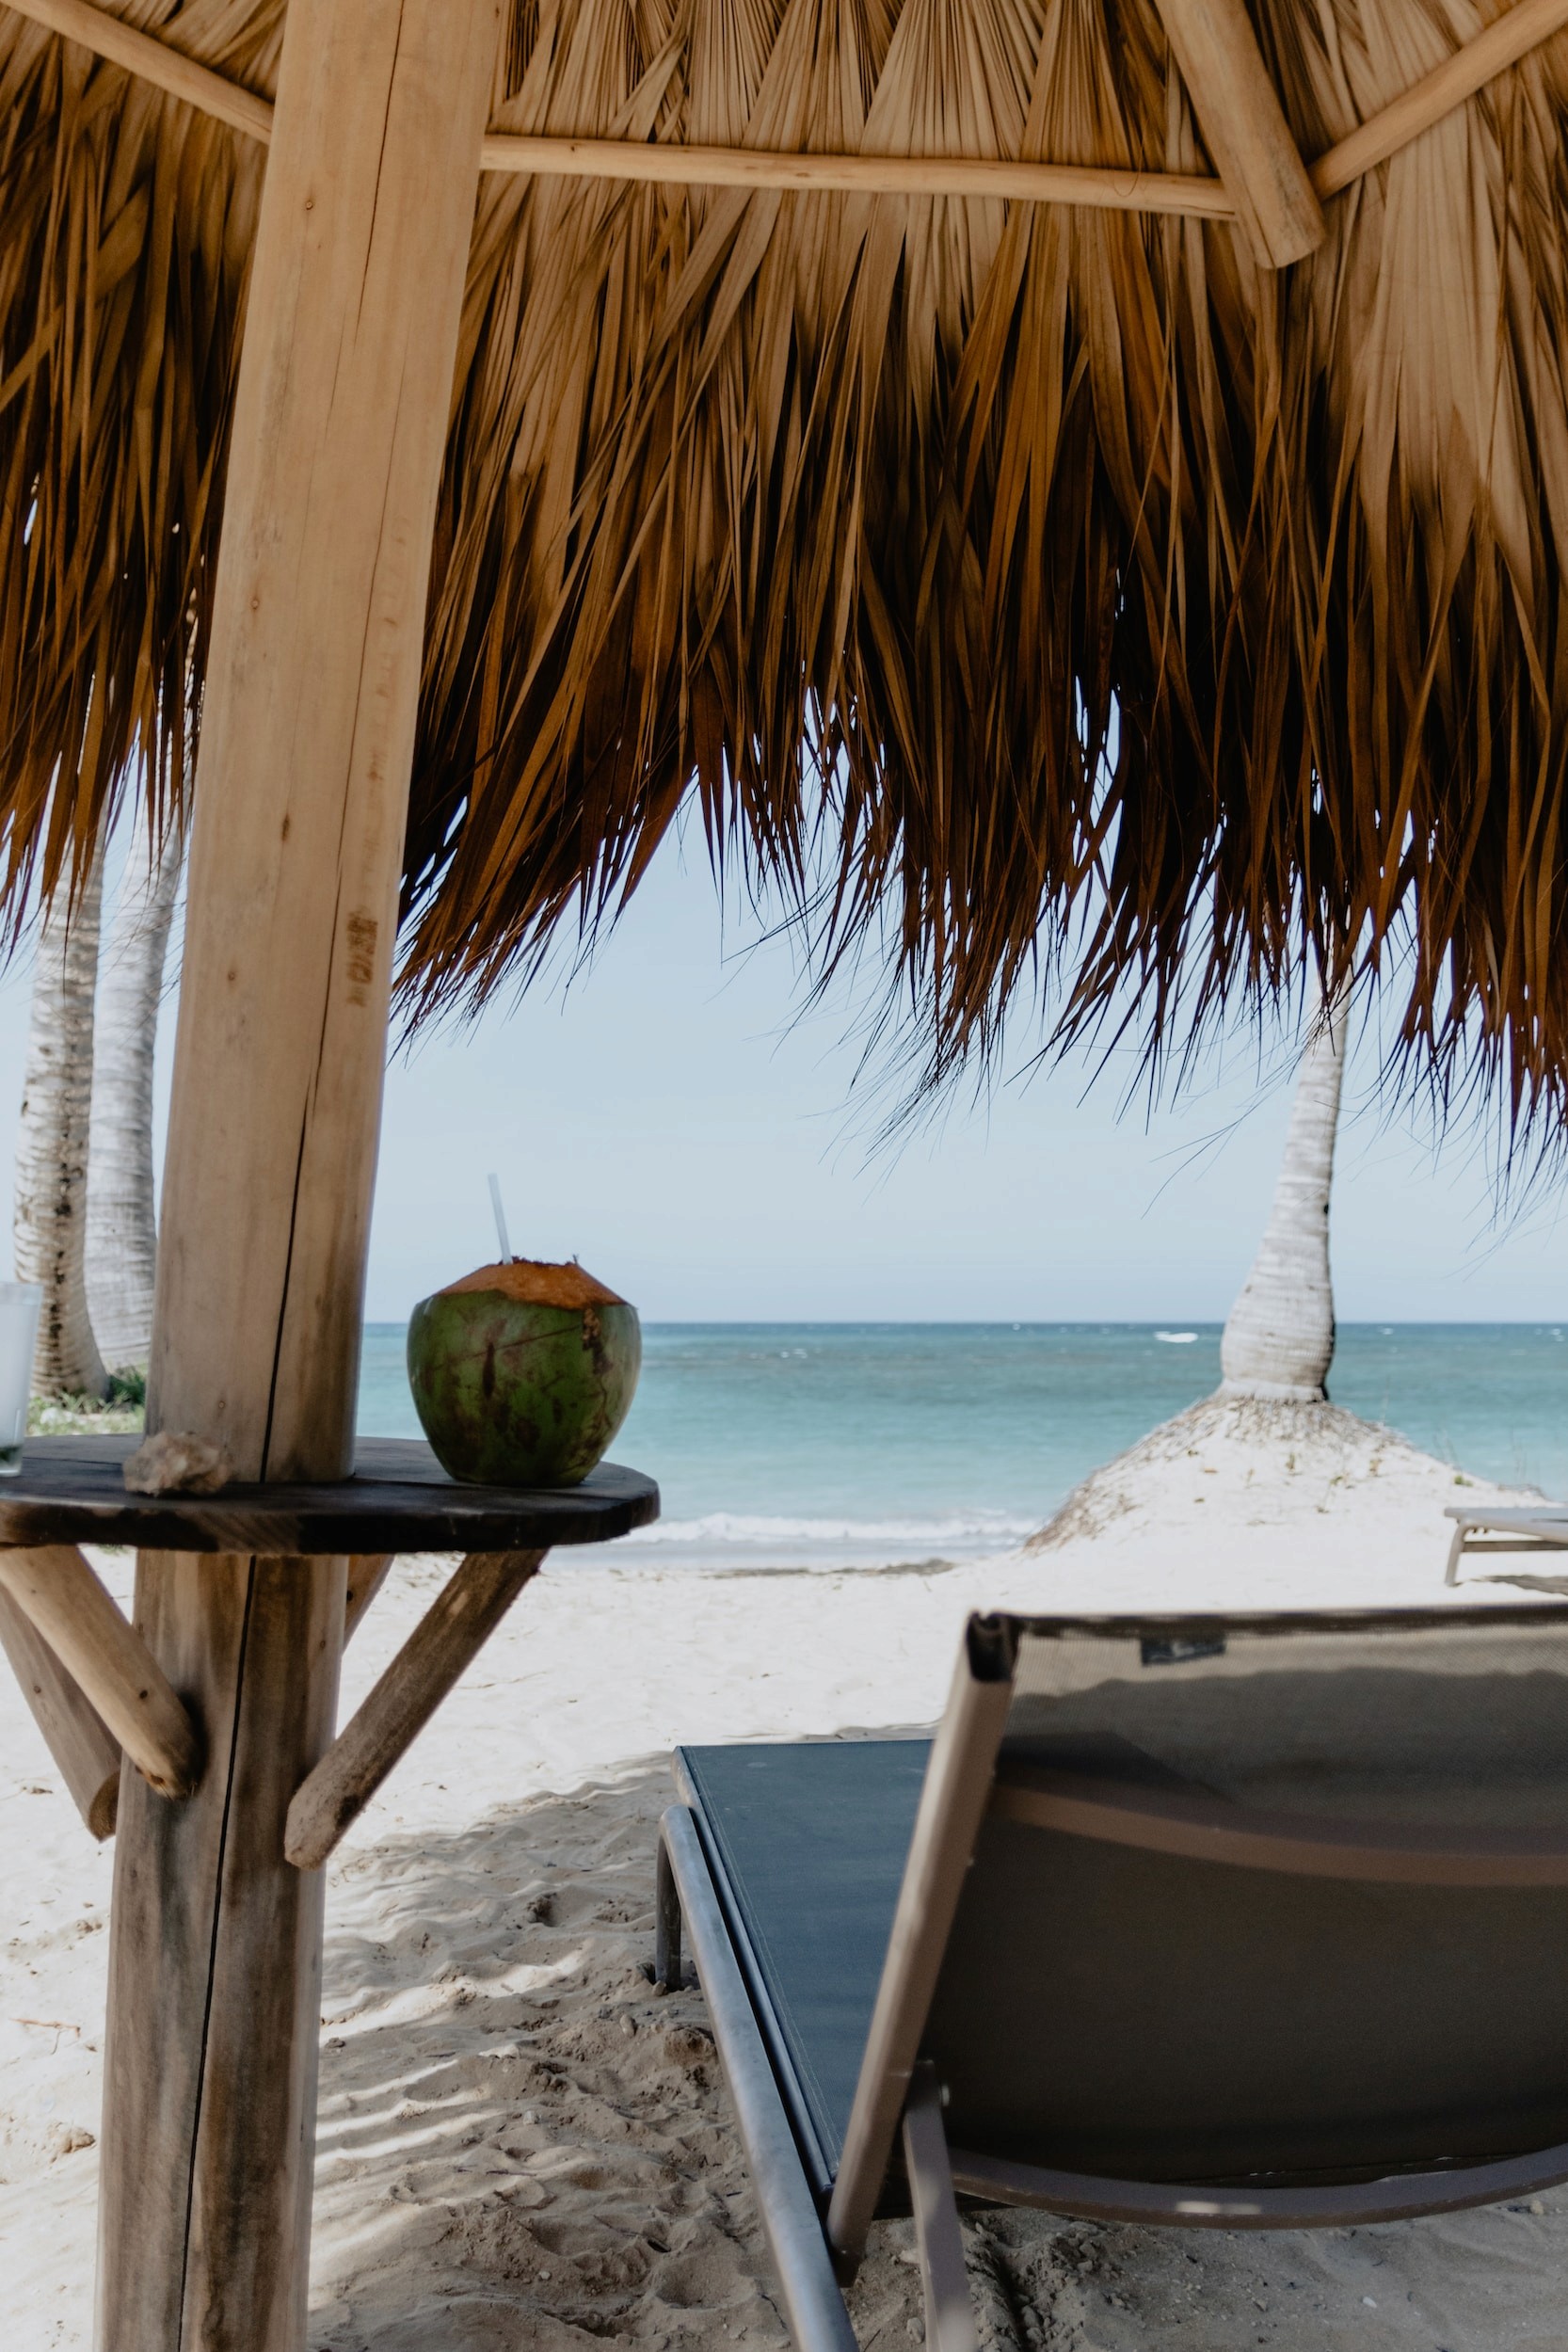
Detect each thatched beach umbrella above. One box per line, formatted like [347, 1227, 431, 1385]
[0, 0, 1567, 2346]
[410, 0, 1568, 1116]
[7, 0, 1568, 1107]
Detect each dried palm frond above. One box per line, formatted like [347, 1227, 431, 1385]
[4, 0, 1568, 1132]
[408, 0, 1219, 1029]
[0, 2, 277, 906]
[405, 0, 1568, 1132]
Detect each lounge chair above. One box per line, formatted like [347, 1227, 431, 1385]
[1444, 1502, 1568, 1586]
[655, 1605, 1568, 2352]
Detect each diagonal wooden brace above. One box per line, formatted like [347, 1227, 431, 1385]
[285, 1547, 546, 1868]
[0, 1579, 121, 1836]
[0, 1544, 200, 1797]
[0, 1550, 392, 1848]
[1150, 0, 1324, 266]
[344, 1552, 394, 1640]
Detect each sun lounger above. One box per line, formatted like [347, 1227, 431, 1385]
[1444, 1503, 1568, 1586]
[656, 1605, 1568, 2352]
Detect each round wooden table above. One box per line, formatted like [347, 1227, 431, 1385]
[0, 1432, 658, 1554]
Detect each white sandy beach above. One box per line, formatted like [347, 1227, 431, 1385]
[6, 1403, 1568, 2350]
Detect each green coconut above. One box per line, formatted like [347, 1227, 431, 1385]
[407, 1257, 641, 1487]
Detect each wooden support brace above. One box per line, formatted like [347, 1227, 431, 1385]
[0, 1548, 391, 1854]
[1148, 0, 1324, 265]
[0, 1546, 199, 1798]
[0, 1578, 120, 1836]
[2, 0, 273, 137]
[285, 1547, 545, 1869]
[344, 1552, 393, 1641]
[1311, 0, 1568, 195]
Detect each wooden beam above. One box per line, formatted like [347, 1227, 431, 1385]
[477, 136, 1234, 216]
[2, 0, 271, 139]
[0, 1578, 120, 1837]
[1148, 0, 1324, 265]
[147, 0, 497, 1479]
[0, 0, 1228, 212]
[285, 1548, 544, 1870]
[96, 0, 500, 2346]
[0, 1545, 198, 1798]
[1312, 0, 1568, 196]
[7, 0, 1568, 225]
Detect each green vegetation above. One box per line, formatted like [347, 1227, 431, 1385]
[28, 1365, 146, 1435]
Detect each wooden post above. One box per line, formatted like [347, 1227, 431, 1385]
[100, 1551, 347, 2351]
[146, 4, 497, 1482]
[96, 1, 499, 2345]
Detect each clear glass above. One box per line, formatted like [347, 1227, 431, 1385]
[0, 1282, 41, 1475]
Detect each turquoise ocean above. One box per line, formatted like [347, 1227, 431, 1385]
[357, 1322, 1568, 1571]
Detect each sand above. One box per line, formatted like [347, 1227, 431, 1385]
[5, 1402, 1568, 2350]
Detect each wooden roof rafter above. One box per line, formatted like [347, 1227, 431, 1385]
[6, 0, 1568, 250]
[1147, 0, 1324, 264]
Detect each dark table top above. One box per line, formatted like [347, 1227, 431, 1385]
[0, 1435, 660, 1557]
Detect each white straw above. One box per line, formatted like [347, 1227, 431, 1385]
[488, 1173, 513, 1263]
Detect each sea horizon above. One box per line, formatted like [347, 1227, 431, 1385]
[358, 1319, 1568, 1572]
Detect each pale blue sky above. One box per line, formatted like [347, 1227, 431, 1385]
[3, 829, 1566, 1323]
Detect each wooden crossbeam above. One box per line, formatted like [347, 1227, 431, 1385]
[0, 1545, 199, 1798]
[285, 1547, 545, 1870]
[6, 0, 271, 136]
[0, 1579, 120, 1837]
[1312, 0, 1568, 195]
[475, 138, 1233, 215]
[6, 0, 1567, 225]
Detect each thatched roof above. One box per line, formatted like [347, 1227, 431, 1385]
[4, 0, 1568, 1116]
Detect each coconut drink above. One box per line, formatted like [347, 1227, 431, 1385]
[407, 1258, 641, 1486]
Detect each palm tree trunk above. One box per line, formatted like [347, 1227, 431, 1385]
[87, 806, 184, 1370]
[15, 860, 110, 1399]
[1220, 992, 1349, 1401]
